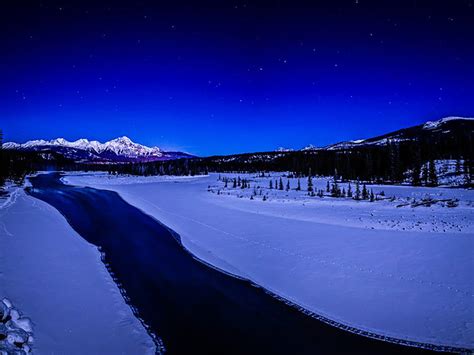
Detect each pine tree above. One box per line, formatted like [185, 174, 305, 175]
[269, 180, 273, 189]
[421, 163, 429, 186]
[354, 180, 361, 200]
[331, 181, 340, 197]
[296, 178, 301, 191]
[307, 175, 313, 192]
[370, 189, 375, 202]
[347, 183, 352, 198]
[326, 180, 330, 193]
[428, 160, 438, 187]
[279, 177, 284, 190]
[412, 164, 421, 186]
[362, 183, 368, 200]
[455, 159, 462, 176]
[463, 159, 472, 186]
[233, 178, 237, 188]
[286, 180, 290, 191]
[237, 176, 241, 187]
[342, 187, 346, 197]
[224, 179, 228, 188]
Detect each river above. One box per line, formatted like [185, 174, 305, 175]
[27, 173, 438, 354]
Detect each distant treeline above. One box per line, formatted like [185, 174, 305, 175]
[1, 120, 473, 188]
[105, 136, 473, 186]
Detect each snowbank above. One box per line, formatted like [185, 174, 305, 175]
[63, 172, 474, 350]
[0, 186, 156, 354]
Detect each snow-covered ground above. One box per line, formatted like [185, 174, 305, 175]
[64, 171, 474, 350]
[0, 183, 156, 354]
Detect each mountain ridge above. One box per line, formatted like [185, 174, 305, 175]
[3, 136, 193, 163]
[291, 116, 473, 152]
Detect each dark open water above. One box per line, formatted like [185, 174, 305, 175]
[28, 173, 453, 354]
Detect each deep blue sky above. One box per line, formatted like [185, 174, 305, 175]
[1, 0, 473, 156]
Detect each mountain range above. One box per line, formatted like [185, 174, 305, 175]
[3, 116, 473, 164]
[3, 136, 193, 163]
[295, 116, 473, 152]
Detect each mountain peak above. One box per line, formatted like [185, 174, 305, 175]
[301, 144, 319, 151]
[3, 136, 193, 162]
[108, 136, 133, 144]
[423, 116, 474, 130]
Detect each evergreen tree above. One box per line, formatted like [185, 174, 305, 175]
[412, 164, 421, 186]
[455, 159, 462, 176]
[233, 178, 237, 188]
[428, 160, 438, 187]
[326, 180, 330, 193]
[307, 175, 313, 192]
[331, 181, 340, 197]
[279, 177, 284, 190]
[342, 187, 346, 197]
[362, 183, 368, 199]
[286, 180, 290, 191]
[354, 180, 361, 200]
[347, 183, 352, 198]
[370, 189, 375, 202]
[296, 178, 301, 191]
[237, 176, 241, 187]
[463, 159, 472, 186]
[224, 179, 228, 188]
[269, 180, 273, 189]
[421, 163, 429, 186]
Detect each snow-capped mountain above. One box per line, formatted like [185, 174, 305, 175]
[275, 147, 294, 152]
[301, 144, 319, 151]
[3, 136, 194, 163]
[422, 116, 474, 130]
[307, 116, 474, 151]
[205, 116, 473, 167]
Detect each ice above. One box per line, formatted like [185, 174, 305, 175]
[6, 328, 28, 346]
[0, 303, 8, 322]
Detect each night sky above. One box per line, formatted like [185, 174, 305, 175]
[1, 0, 473, 156]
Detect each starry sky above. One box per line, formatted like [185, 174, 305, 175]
[1, 0, 473, 156]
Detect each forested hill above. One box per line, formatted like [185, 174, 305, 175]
[112, 117, 473, 186]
